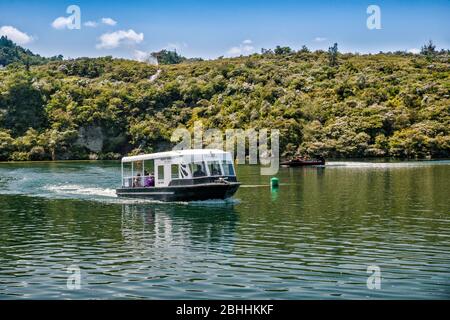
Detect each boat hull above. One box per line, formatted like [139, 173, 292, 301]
[116, 182, 241, 202]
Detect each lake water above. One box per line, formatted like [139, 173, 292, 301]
[0, 160, 449, 299]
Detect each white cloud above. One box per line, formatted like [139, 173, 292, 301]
[51, 16, 74, 30]
[133, 50, 150, 61]
[164, 42, 188, 51]
[133, 50, 158, 64]
[84, 21, 98, 28]
[314, 37, 327, 42]
[408, 48, 420, 54]
[0, 26, 33, 45]
[84, 18, 117, 28]
[101, 18, 117, 26]
[227, 40, 255, 56]
[227, 45, 254, 56]
[227, 47, 242, 55]
[96, 29, 144, 49]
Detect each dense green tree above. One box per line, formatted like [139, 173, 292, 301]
[328, 43, 339, 67]
[0, 129, 14, 160]
[274, 46, 293, 55]
[298, 45, 310, 53]
[151, 50, 186, 65]
[0, 71, 46, 136]
[421, 40, 436, 57]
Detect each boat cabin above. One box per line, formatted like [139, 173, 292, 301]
[120, 149, 237, 188]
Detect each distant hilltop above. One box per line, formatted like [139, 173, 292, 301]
[0, 36, 63, 67]
[0, 39, 449, 161]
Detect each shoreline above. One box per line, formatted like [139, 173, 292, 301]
[1, 158, 450, 164]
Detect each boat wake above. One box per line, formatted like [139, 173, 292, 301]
[240, 184, 270, 188]
[326, 160, 450, 169]
[43, 184, 117, 198]
[188, 198, 240, 206]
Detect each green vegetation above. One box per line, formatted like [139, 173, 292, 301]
[328, 43, 339, 67]
[151, 49, 186, 65]
[0, 39, 449, 161]
[0, 36, 62, 68]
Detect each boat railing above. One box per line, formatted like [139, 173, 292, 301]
[122, 175, 155, 188]
[122, 174, 238, 188]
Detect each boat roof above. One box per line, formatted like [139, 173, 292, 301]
[121, 149, 229, 163]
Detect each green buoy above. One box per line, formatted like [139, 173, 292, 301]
[271, 177, 279, 189]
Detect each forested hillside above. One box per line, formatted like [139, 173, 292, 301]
[0, 40, 449, 161]
[0, 36, 62, 68]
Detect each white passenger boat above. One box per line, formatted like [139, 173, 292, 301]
[116, 149, 240, 201]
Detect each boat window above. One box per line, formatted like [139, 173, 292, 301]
[134, 160, 143, 174]
[171, 164, 179, 179]
[180, 164, 189, 178]
[190, 162, 207, 178]
[208, 161, 222, 176]
[157, 165, 164, 181]
[221, 161, 235, 176]
[122, 162, 132, 187]
[143, 159, 154, 176]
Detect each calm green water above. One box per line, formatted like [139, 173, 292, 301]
[0, 160, 449, 299]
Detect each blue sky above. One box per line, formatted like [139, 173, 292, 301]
[0, 0, 449, 60]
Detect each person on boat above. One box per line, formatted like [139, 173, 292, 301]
[144, 171, 155, 187]
[210, 163, 221, 176]
[143, 171, 150, 186]
[150, 174, 155, 187]
[193, 164, 206, 177]
[133, 173, 142, 187]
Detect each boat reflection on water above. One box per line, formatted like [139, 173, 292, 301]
[120, 203, 239, 252]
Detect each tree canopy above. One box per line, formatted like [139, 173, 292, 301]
[0, 40, 449, 161]
[0, 36, 62, 67]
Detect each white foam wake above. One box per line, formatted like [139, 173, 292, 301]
[188, 198, 241, 206]
[326, 161, 450, 169]
[44, 184, 117, 198]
